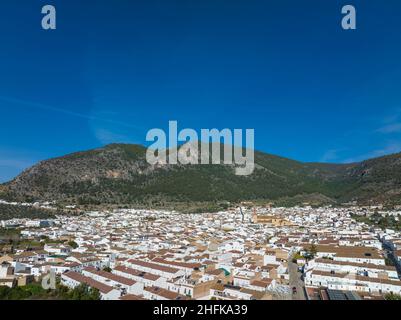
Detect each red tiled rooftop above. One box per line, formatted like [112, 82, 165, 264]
[63, 271, 114, 294]
[83, 267, 136, 286]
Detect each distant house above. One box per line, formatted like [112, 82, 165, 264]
[44, 244, 72, 256]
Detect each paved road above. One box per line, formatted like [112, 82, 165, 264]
[382, 243, 401, 277]
[288, 261, 307, 300]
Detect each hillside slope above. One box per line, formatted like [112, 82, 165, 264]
[1, 143, 401, 207]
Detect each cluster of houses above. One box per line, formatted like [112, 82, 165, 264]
[280, 206, 401, 299]
[1, 205, 401, 300]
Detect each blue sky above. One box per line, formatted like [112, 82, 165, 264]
[1, 0, 401, 182]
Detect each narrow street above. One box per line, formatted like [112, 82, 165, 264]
[288, 261, 307, 300]
[382, 242, 401, 278]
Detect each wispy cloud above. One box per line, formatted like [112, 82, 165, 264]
[343, 141, 401, 163]
[376, 108, 401, 134]
[376, 122, 401, 134]
[94, 128, 133, 145]
[320, 149, 343, 162]
[0, 96, 141, 130]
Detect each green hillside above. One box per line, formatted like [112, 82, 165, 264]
[1, 143, 401, 208]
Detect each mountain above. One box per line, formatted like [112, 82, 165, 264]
[1, 143, 401, 209]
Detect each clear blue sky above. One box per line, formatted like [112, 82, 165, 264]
[1, 0, 401, 182]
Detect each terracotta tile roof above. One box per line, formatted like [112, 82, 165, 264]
[250, 278, 272, 287]
[114, 265, 160, 281]
[311, 270, 401, 286]
[145, 286, 189, 300]
[314, 258, 396, 271]
[119, 294, 146, 300]
[63, 271, 114, 294]
[303, 244, 383, 260]
[205, 269, 224, 276]
[83, 267, 136, 286]
[128, 259, 179, 274]
[152, 257, 201, 269]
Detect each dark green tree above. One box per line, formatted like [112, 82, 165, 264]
[385, 293, 401, 300]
